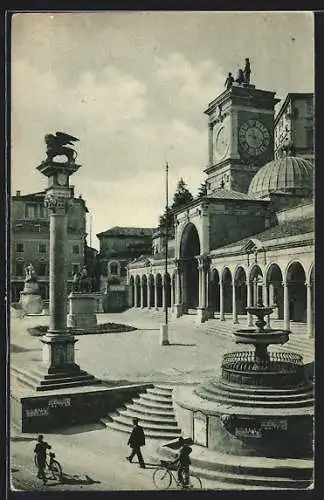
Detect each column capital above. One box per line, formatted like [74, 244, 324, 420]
[173, 258, 183, 273]
[281, 281, 289, 287]
[197, 254, 211, 272]
[44, 192, 70, 214]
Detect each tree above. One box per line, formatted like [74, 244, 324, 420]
[159, 209, 174, 230]
[171, 178, 194, 210]
[197, 181, 208, 199]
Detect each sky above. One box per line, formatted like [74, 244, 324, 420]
[11, 11, 314, 250]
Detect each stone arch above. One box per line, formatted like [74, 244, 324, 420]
[180, 222, 201, 310]
[307, 262, 314, 285]
[209, 268, 220, 313]
[156, 273, 163, 308]
[286, 261, 307, 322]
[222, 267, 232, 314]
[266, 263, 284, 319]
[234, 266, 247, 315]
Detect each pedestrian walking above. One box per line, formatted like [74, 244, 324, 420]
[34, 434, 51, 485]
[126, 418, 146, 468]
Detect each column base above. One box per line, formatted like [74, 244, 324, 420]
[196, 308, 209, 323]
[233, 316, 239, 324]
[160, 324, 170, 345]
[34, 333, 100, 391]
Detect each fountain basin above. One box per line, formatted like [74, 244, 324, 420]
[234, 329, 289, 346]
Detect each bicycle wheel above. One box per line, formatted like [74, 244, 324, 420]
[153, 468, 172, 490]
[49, 460, 63, 481]
[188, 473, 202, 489]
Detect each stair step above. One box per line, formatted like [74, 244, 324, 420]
[113, 414, 181, 432]
[135, 394, 174, 407]
[201, 384, 313, 402]
[119, 408, 178, 425]
[106, 420, 181, 440]
[125, 402, 176, 418]
[196, 390, 313, 408]
[146, 388, 173, 400]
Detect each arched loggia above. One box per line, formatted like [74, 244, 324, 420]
[266, 264, 284, 319]
[129, 275, 135, 307]
[234, 267, 247, 315]
[222, 268, 232, 314]
[209, 269, 220, 315]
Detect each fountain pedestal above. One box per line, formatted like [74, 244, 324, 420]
[171, 302, 313, 475]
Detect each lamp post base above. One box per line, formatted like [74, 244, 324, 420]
[160, 324, 170, 345]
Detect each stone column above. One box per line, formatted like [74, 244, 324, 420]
[171, 278, 174, 312]
[208, 124, 213, 166]
[306, 282, 313, 338]
[147, 280, 151, 309]
[140, 280, 144, 308]
[246, 281, 253, 326]
[173, 259, 182, 318]
[134, 284, 138, 308]
[162, 277, 166, 310]
[154, 280, 159, 310]
[263, 282, 271, 329]
[219, 279, 225, 321]
[232, 281, 238, 324]
[196, 255, 209, 323]
[283, 281, 290, 331]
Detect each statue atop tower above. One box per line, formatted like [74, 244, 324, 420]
[224, 58, 253, 89]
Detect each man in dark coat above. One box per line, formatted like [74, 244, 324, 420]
[126, 418, 146, 468]
[34, 434, 51, 485]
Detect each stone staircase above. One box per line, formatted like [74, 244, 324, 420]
[150, 442, 313, 489]
[102, 384, 182, 441]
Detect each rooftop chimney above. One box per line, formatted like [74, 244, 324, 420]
[16, 190, 21, 197]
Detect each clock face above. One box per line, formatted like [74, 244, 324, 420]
[214, 124, 229, 161]
[56, 172, 68, 186]
[239, 119, 270, 156]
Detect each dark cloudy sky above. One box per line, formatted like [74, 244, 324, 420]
[11, 11, 314, 248]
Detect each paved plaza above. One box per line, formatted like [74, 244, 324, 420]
[10, 309, 314, 491]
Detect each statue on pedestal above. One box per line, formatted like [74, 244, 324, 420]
[72, 266, 93, 293]
[43, 131, 79, 164]
[24, 263, 37, 282]
[235, 68, 245, 85]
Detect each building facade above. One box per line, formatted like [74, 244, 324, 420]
[11, 188, 88, 301]
[274, 93, 314, 160]
[128, 83, 314, 338]
[96, 226, 155, 292]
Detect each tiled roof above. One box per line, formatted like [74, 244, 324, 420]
[207, 189, 260, 201]
[97, 226, 156, 237]
[218, 217, 314, 250]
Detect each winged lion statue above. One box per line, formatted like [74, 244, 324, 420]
[44, 131, 80, 163]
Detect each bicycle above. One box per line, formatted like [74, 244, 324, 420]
[34, 451, 63, 482]
[153, 460, 202, 490]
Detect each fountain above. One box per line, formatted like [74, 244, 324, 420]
[166, 302, 314, 487]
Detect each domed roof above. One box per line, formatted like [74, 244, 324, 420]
[248, 156, 313, 199]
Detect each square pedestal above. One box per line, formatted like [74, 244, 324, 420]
[67, 292, 98, 329]
[20, 293, 43, 315]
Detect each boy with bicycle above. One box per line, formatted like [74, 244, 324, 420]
[34, 434, 51, 485]
[172, 436, 192, 488]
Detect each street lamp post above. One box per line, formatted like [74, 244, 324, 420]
[160, 162, 170, 346]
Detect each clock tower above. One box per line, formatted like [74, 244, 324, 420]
[204, 83, 279, 194]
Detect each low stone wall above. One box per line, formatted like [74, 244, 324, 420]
[11, 383, 153, 433]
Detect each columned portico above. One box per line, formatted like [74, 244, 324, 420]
[154, 280, 159, 310]
[173, 259, 182, 317]
[147, 279, 151, 309]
